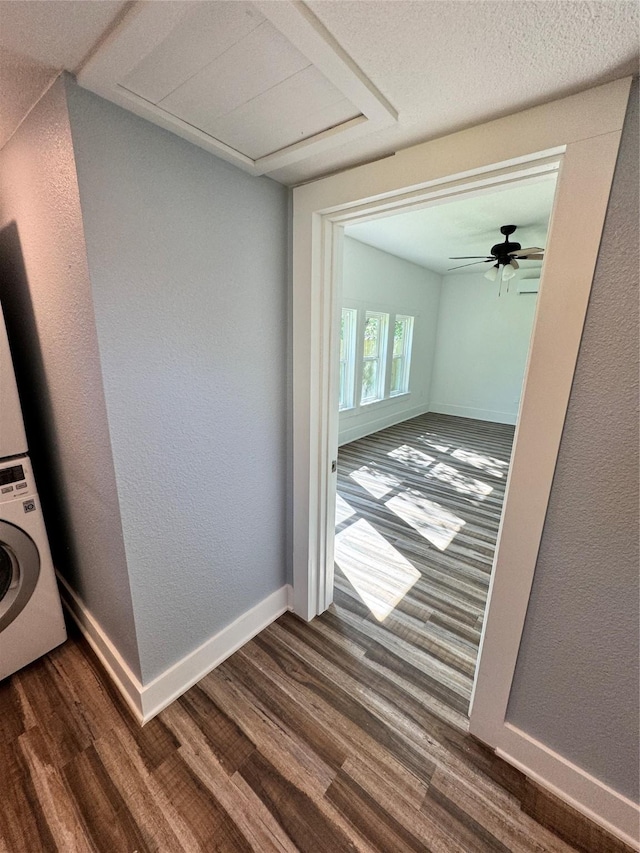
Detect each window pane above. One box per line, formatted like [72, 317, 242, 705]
[393, 319, 405, 357]
[391, 356, 402, 393]
[362, 360, 378, 401]
[363, 316, 380, 357]
[339, 308, 357, 411]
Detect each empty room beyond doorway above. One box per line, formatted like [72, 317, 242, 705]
[334, 412, 514, 723]
[331, 175, 557, 722]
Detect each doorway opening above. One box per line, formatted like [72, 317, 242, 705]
[331, 172, 557, 722]
[291, 79, 631, 838]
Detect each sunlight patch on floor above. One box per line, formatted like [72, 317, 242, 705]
[385, 490, 466, 551]
[418, 436, 450, 453]
[350, 465, 401, 499]
[451, 447, 509, 478]
[388, 444, 435, 469]
[335, 519, 420, 621]
[335, 493, 357, 525]
[428, 462, 493, 499]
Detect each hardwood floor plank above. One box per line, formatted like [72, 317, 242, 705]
[232, 636, 430, 809]
[15, 661, 92, 768]
[98, 720, 203, 852]
[159, 696, 299, 852]
[221, 651, 350, 773]
[521, 782, 636, 853]
[237, 750, 366, 853]
[17, 727, 96, 853]
[177, 684, 256, 774]
[92, 730, 187, 852]
[0, 735, 59, 853]
[0, 678, 29, 743]
[326, 769, 430, 853]
[254, 624, 439, 785]
[176, 744, 297, 853]
[48, 639, 180, 772]
[153, 752, 252, 853]
[427, 767, 578, 853]
[61, 745, 151, 852]
[200, 667, 337, 797]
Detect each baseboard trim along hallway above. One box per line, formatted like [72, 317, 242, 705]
[57, 573, 292, 724]
[497, 724, 640, 850]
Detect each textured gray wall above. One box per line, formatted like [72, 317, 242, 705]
[66, 81, 289, 683]
[0, 78, 142, 677]
[507, 81, 639, 801]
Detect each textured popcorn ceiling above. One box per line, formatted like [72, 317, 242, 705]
[0, 0, 637, 183]
[0, 1, 127, 150]
[271, 0, 639, 184]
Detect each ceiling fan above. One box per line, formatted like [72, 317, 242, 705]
[448, 224, 544, 283]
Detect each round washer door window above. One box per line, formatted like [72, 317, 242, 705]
[0, 521, 40, 633]
[0, 546, 12, 600]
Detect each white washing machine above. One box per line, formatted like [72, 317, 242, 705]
[0, 456, 66, 679]
[0, 301, 66, 679]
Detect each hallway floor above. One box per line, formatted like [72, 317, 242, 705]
[1, 621, 630, 852]
[0, 416, 632, 851]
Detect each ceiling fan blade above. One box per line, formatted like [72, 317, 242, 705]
[449, 256, 493, 260]
[447, 260, 492, 271]
[510, 247, 544, 255]
[516, 253, 545, 260]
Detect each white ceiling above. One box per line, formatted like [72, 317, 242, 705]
[0, 1, 127, 149]
[119, 5, 362, 160]
[345, 174, 558, 275]
[0, 1, 637, 184]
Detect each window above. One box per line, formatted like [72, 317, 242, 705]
[338, 307, 415, 410]
[361, 312, 388, 404]
[390, 315, 414, 396]
[339, 308, 357, 410]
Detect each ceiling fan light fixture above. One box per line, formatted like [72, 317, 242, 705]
[502, 262, 517, 281]
[484, 264, 500, 281]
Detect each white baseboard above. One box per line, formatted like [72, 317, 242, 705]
[338, 402, 430, 446]
[139, 585, 291, 723]
[57, 574, 292, 725]
[429, 402, 517, 425]
[497, 723, 640, 850]
[57, 573, 146, 723]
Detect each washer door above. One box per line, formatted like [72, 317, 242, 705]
[0, 520, 40, 632]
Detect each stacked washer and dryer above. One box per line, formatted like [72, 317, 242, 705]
[0, 302, 66, 680]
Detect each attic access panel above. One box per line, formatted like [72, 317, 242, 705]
[77, 0, 397, 177]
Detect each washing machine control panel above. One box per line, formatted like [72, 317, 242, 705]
[0, 457, 34, 503]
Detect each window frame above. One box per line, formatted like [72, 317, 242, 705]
[338, 308, 357, 411]
[360, 311, 388, 405]
[389, 314, 414, 397]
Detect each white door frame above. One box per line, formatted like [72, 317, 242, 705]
[291, 77, 636, 845]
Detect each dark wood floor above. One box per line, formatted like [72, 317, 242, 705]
[334, 412, 515, 719]
[1, 416, 634, 852]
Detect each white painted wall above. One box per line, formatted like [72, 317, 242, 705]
[429, 272, 538, 425]
[338, 237, 441, 444]
[66, 80, 289, 684]
[0, 78, 142, 677]
[508, 77, 639, 804]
